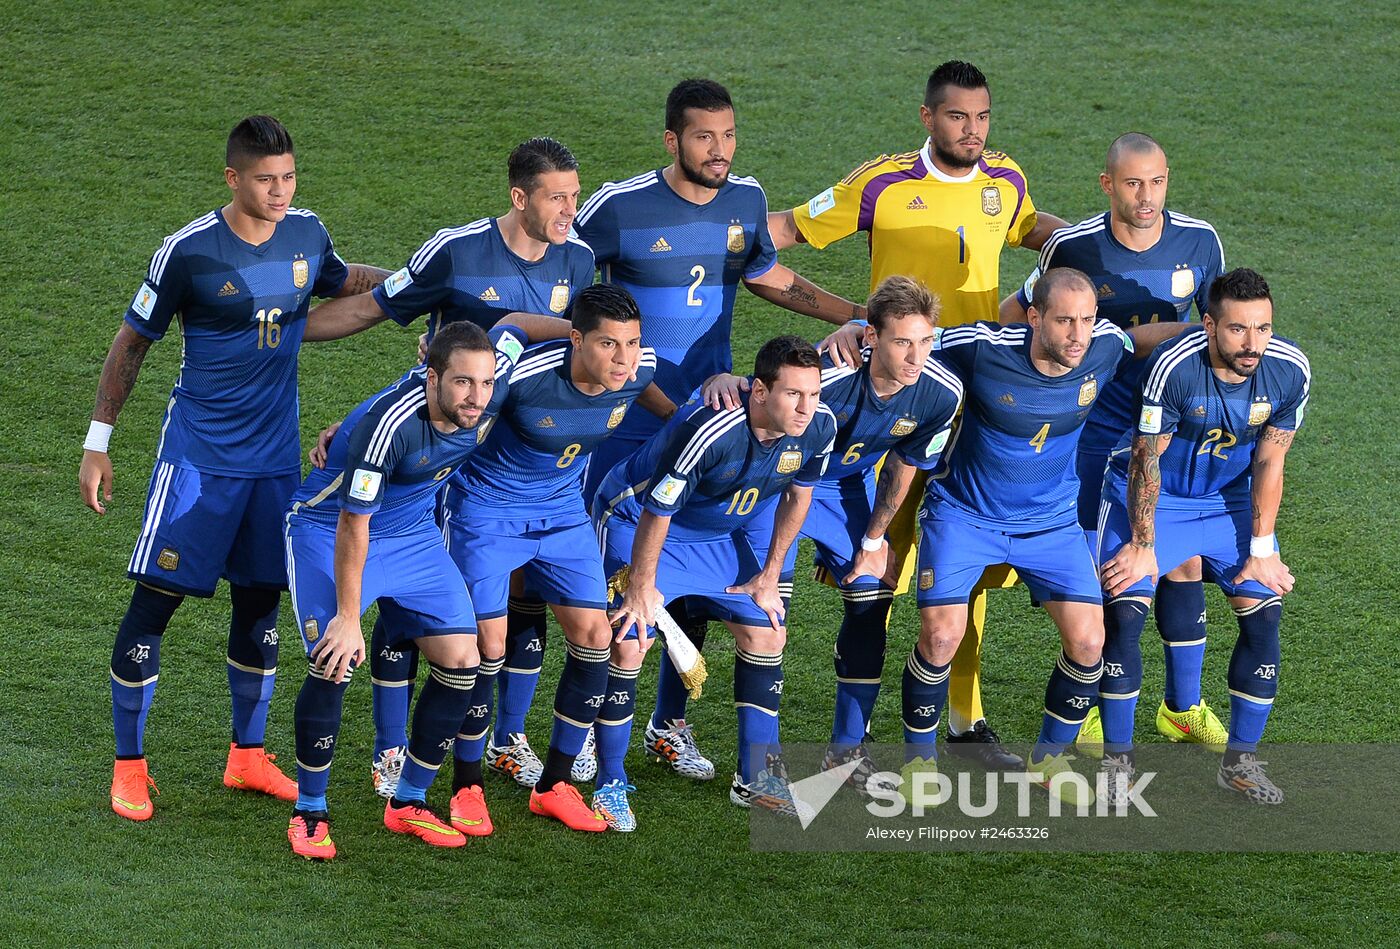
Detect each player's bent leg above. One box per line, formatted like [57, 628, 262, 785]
[223, 584, 296, 801]
[109, 583, 182, 820]
[1031, 600, 1104, 808]
[476, 615, 540, 788]
[1156, 563, 1209, 712]
[1215, 594, 1284, 804]
[648, 597, 708, 753]
[830, 584, 893, 746]
[495, 585, 548, 748]
[593, 636, 646, 831]
[383, 632, 476, 848]
[1096, 596, 1150, 806]
[529, 606, 609, 832]
[290, 661, 353, 859]
[902, 604, 964, 768]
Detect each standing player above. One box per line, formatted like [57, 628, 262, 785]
[80, 116, 390, 821]
[1001, 133, 1227, 750]
[1098, 269, 1308, 804]
[440, 284, 658, 834]
[701, 276, 963, 792]
[593, 337, 837, 825]
[302, 137, 595, 795]
[575, 79, 865, 777]
[865, 269, 1186, 806]
[282, 322, 545, 860]
[768, 62, 1069, 765]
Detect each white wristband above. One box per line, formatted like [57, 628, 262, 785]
[1250, 534, 1277, 558]
[860, 534, 885, 552]
[84, 420, 113, 453]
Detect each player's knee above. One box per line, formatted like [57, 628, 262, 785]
[477, 623, 507, 659]
[609, 637, 646, 668]
[917, 624, 963, 665]
[567, 616, 614, 652]
[733, 626, 785, 655]
[1229, 597, 1282, 700]
[1163, 557, 1204, 583]
[1062, 629, 1104, 666]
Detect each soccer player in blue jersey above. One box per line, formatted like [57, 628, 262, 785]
[304, 137, 601, 795]
[875, 268, 1189, 806]
[1097, 269, 1308, 805]
[593, 336, 837, 821]
[282, 321, 536, 859]
[703, 276, 963, 794]
[575, 78, 864, 777]
[80, 116, 391, 821]
[1001, 133, 1229, 751]
[439, 284, 657, 834]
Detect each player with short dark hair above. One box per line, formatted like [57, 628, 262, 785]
[701, 276, 963, 795]
[1097, 268, 1309, 805]
[869, 269, 1189, 807]
[282, 321, 525, 859]
[591, 336, 836, 824]
[301, 136, 595, 799]
[770, 61, 1072, 771]
[438, 283, 658, 834]
[575, 79, 865, 780]
[1002, 133, 1229, 753]
[82, 115, 391, 822]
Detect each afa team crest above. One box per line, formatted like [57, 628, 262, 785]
[981, 186, 1001, 216]
[889, 417, 918, 437]
[303, 618, 319, 643]
[550, 283, 569, 313]
[1248, 400, 1272, 426]
[918, 568, 935, 591]
[1078, 377, 1098, 406]
[1171, 267, 1196, 299]
[607, 404, 628, 429]
[156, 547, 180, 571]
[292, 258, 309, 289]
[727, 224, 745, 253]
[776, 450, 803, 474]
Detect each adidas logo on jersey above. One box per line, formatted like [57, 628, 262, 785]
[1192, 405, 1207, 416]
[650, 237, 672, 253]
[1097, 283, 1115, 298]
[536, 416, 556, 428]
[217, 281, 239, 297]
[906, 196, 926, 210]
[480, 286, 501, 302]
[999, 393, 1016, 406]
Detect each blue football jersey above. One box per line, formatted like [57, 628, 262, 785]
[288, 326, 522, 537]
[124, 207, 349, 477]
[574, 169, 779, 439]
[928, 320, 1134, 531]
[372, 217, 594, 338]
[455, 339, 659, 519]
[596, 395, 836, 543]
[1017, 210, 1225, 454]
[1107, 329, 1310, 512]
[817, 348, 964, 483]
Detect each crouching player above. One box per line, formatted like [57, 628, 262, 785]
[440, 284, 661, 834]
[700, 276, 963, 794]
[281, 322, 517, 859]
[594, 336, 836, 824]
[1098, 268, 1309, 804]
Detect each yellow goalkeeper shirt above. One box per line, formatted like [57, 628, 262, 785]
[792, 139, 1038, 326]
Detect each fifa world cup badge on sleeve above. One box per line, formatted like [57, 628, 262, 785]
[383, 267, 413, 297]
[131, 283, 157, 320]
[651, 475, 686, 504]
[807, 187, 836, 218]
[926, 428, 950, 458]
[349, 469, 382, 501]
[1139, 405, 1163, 434]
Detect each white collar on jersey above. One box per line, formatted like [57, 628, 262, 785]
[921, 138, 981, 183]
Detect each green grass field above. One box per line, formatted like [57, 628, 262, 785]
[5, 1, 1400, 944]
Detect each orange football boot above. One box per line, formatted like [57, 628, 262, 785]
[111, 758, 158, 821]
[384, 800, 466, 848]
[288, 811, 336, 860]
[224, 743, 298, 801]
[449, 785, 494, 837]
[529, 781, 608, 832]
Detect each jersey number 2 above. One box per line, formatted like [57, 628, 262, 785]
[687, 266, 705, 307]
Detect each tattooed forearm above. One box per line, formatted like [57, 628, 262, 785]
[782, 281, 819, 309]
[1127, 434, 1167, 546]
[1260, 426, 1295, 448]
[336, 264, 392, 297]
[866, 457, 912, 537]
[93, 325, 153, 424]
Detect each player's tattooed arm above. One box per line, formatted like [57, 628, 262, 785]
[91, 322, 154, 425]
[843, 454, 916, 587]
[743, 263, 866, 325]
[1127, 433, 1172, 547]
[333, 264, 394, 298]
[1249, 427, 1294, 538]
